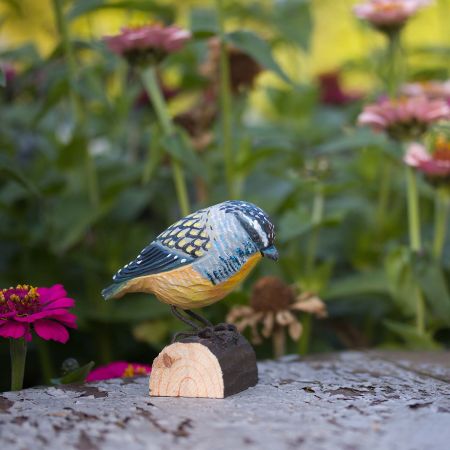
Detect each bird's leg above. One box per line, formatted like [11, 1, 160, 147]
[170, 306, 237, 343]
[184, 309, 213, 328]
[170, 305, 200, 330]
[171, 330, 199, 343]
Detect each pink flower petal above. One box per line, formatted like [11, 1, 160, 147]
[85, 361, 151, 382]
[0, 321, 29, 339]
[357, 111, 387, 128]
[103, 24, 191, 58]
[0, 311, 16, 319]
[404, 142, 431, 167]
[37, 285, 67, 304]
[49, 313, 78, 329]
[420, 160, 450, 176]
[86, 361, 129, 382]
[44, 298, 75, 310]
[33, 319, 70, 343]
[14, 308, 75, 323]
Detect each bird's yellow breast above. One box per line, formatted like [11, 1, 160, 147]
[122, 253, 262, 309]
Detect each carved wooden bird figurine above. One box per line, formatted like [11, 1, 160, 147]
[102, 200, 278, 332]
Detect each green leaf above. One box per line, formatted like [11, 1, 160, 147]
[67, 1, 174, 22]
[412, 253, 450, 325]
[190, 8, 218, 38]
[325, 270, 389, 300]
[225, 31, 292, 85]
[278, 207, 343, 243]
[51, 361, 95, 385]
[299, 261, 334, 294]
[83, 296, 170, 323]
[314, 128, 397, 156]
[133, 319, 178, 350]
[384, 247, 420, 317]
[161, 130, 206, 176]
[274, 0, 313, 51]
[384, 320, 440, 350]
[0, 155, 40, 197]
[49, 197, 114, 254]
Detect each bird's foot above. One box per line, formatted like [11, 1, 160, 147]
[197, 323, 239, 343]
[171, 323, 239, 344]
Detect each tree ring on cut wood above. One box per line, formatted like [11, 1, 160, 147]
[149, 330, 258, 398]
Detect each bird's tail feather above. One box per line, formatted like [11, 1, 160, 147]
[101, 283, 125, 300]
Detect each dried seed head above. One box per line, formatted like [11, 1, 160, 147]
[250, 276, 295, 312]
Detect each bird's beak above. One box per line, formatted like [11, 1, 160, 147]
[261, 245, 279, 261]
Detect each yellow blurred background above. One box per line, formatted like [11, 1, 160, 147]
[0, 0, 448, 89]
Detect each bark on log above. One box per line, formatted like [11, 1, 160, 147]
[149, 330, 258, 398]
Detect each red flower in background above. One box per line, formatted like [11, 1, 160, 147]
[104, 24, 191, 66]
[317, 72, 361, 106]
[86, 361, 151, 382]
[0, 284, 77, 343]
[357, 96, 450, 140]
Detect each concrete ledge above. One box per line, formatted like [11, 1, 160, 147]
[1, 351, 450, 450]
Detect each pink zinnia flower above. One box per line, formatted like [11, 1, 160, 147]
[86, 361, 151, 382]
[104, 24, 191, 66]
[0, 284, 77, 343]
[401, 80, 450, 105]
[353, 0, 432, 32]
[404, 138, 450, 183]
[357, 96, 450, 140]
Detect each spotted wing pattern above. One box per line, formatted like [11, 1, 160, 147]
[111, 242, 194, 283]
[156, 209, 212, 259]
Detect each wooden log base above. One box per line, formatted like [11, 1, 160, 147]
[149, 329, 258, 398]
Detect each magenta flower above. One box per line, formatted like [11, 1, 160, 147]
[0, 284, 77, 343]
[104, 24, 191, 66]
[86, 361, 151, 382]
[317, 71, 362, 106]
[353, 0, 432, 32]
[405, 138, 450, 183]
[357, 96, 450, 140]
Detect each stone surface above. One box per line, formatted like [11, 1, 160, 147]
[1, 351, 450, 450]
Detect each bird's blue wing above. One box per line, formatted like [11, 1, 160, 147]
[111, 241, 195, 283]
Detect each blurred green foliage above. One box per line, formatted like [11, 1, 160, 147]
[0, 0, 449, 391]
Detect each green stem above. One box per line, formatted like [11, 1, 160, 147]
[142, 126, 162, 185]
[10, 338, 27, 391]
[98, 324, 113, 364]
[272, 326, 286, 359]
[406, 166, 422, 252]
[141, 67, 190, 216]
[376, 159, 392, 230]
[51, 0, 78, 117]
[300, 186, 324, 355]
[305, 186, 324, 274]
[36, 339, 54, 384]
[216, 0, 236, 198]
[405, 165, 425, 334]
[416, 288, 426, 336]
[385, 29, 403, 96]
[52, 0, 99, 207]
[298, 315, 311, 355]
[433, 190, 450, 260]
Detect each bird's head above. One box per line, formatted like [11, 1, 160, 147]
[222, 201, 278, 261]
